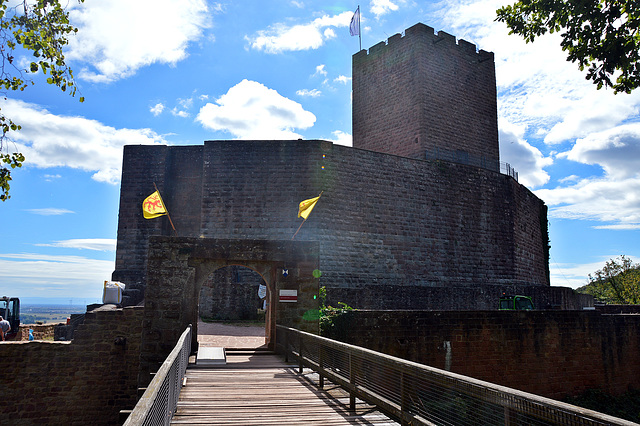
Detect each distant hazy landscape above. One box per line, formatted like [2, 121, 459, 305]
[21, 304, 88, 325]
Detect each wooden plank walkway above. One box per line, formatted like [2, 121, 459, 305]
[171, 351, 399, 425]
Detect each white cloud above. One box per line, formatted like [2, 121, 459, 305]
[150, 103, 165, 116]
[247, 11, 353, 53]
[370, 0, 400, 18]
[2, 98, 167, 184]
[543, 91, 640, 144]
[437, 0, 640, 147]
[330, 130, 352, 146]
[297, 89, 322, 97]
[334, 75, 351, 84]
[36, 239, 117, 251]
[26, 208, 75, 216]
[0, 253, 114, 298]
[68, 0, 211, 82]
[324, 28, 336, 39]
[314, 65, 327, 77]
[559, 175, 580, 184]
[171, 107, 190, 118]
[560, 123, 640, 180]
[535, 177, 640, 225]
[211, 2, 225, 13]
[532, 124, 640, 228]
[498, 121, 552, 188]
[196, 80, 316, 139]
[593, 224, 640, 230]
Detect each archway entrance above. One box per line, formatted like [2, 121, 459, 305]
[138, 237, 320, 387]
[198, 265, 267, 349]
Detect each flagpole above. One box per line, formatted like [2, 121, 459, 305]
[291, 190, 323, 240]
[358, 4, 361, 51]
[291, 219, 306, 241]
[153, 182, 178, 236]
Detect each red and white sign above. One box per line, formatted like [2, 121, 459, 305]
[279, 289, 298, 303]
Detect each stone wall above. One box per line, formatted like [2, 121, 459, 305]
[138, 237, 319, 388]
[114, 140, 553, 309]
[0, 307, 143, 425]
[113, 22, 554, 312]
[17, 323, 57, 340]
[325, 310, 640, 400]
[352, 23, 499, 162]
[326, 283, 592, 311]
[199, 266, 265, 321]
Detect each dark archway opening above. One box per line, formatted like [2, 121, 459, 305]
[197, 265, 267, 349]
[138, 237, 319, 388]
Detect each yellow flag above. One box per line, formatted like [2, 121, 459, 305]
[298, 193, 322, 220]
[142, 190, 167, 219]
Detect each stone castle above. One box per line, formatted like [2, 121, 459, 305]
[7, 24, 636, 426]
[113, 23, 585, 311]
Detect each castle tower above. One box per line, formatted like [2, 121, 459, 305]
[352, 23, 499, 164]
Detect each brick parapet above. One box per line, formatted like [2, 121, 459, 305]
[0, 307, 144, 425]
[325, 310, 640, 399]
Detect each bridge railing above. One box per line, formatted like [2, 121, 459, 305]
[276, 325, 634, 426]
[123, 325, 192, 426]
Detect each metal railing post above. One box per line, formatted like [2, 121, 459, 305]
[319, 343, 325, 389]
[274, 325, 633, 426]
[123, 325, 192, 426]
[349, 352, 356, 411]
[298, 333, 304, 374]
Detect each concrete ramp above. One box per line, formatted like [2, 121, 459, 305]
[196, 347, 226, 366]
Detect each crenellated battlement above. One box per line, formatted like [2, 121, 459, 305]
[353, 23, 494, 66]
[352, 22, 499, 163]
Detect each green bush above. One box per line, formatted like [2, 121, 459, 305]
[318, 286, 354, 336]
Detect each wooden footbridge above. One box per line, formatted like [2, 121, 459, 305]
[123, 326, 635, 426]
[172, 349, 397, 425]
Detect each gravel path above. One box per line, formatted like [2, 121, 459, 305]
[197, 319, 266, 348]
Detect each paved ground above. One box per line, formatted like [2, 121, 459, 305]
[197, 320, 266, 348]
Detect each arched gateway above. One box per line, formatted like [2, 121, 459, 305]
[138, 236, 319, 387]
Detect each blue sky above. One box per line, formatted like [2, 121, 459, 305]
[1, 0, 638, 303]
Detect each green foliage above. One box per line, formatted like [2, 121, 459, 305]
[496, 0, 640, 93]
[0, 0, 84, 201]
[0, 151, 24, 201]
[576, 255, 640, 304]
[318, 286, 355, 336]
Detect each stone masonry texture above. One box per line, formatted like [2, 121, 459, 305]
[325, 310, 640, 400]
[0, 307, 143, 425]
[111, 22, 564, 311]
[137, 237, 319, 388]
[352, 23, 499, 162]
[113, 139, 553, 310]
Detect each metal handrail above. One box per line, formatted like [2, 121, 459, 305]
[276, 325, 635, 426]
[123, 325, 192, 426]
[425, 147, 519, 182]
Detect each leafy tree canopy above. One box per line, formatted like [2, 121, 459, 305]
[577, 255, 640, 304]
[0, 0, 84, 201]
[496, 0, 640, 93]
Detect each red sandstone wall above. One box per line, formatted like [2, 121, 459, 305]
[0, 307, 143, 425]
[327, 310, 640, 400]
[352, 23, 499, 162]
